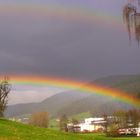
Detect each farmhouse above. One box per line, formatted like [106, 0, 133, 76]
[67, 117, 107, 133]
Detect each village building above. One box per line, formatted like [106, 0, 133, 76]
[117, 122, 140, 137]
[67, 117, 107, 133]
[67, 116, 140, 137]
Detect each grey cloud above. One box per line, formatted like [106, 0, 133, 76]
[0, 0, 140, 81]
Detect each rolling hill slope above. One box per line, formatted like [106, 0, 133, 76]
[0, 119, 96, 140]
[57, 95, 133, 117]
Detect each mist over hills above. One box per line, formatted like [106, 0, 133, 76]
[5, 74, 140, 118]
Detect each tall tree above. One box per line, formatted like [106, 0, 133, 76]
[59, 114, 68, 132]
[0, 77, 11, 117]
[71, 118, 79, 125]
[113, 110, 127, 128]
[126, 109, 140, 127]
[103, 114, 108, 133]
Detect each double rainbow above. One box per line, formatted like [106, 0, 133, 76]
[0, 3, 137, 107]
[0, 4, 122, 28]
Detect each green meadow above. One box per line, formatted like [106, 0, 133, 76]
[0, 119, 139, 140]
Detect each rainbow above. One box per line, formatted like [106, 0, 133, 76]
[0, 4, 122, 28]
[5, 75, 140, 108]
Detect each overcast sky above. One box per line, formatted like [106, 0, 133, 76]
[0, 0, 140, 104]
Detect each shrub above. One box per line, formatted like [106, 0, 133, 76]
[107, 123, 119, 137]
[29, 112, 49, 128]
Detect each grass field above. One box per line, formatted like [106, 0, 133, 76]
[0, 119, 139, 140]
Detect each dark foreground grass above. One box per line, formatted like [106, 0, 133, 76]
[0, 119, 139, 140]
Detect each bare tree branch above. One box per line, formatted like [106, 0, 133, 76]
[0, 77, 11, 117]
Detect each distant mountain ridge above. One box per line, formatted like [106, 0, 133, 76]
[5, 74, 140, 117]
[5, 90, 90, 117]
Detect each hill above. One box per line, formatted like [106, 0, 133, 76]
[57, 74, 140, 116]
[5, 74, 140, 118]
[5, 90, 90, 117]
[0, 119, 138, 140]
[93, 74, 140, 96]
[0, 118, 96, 140]
[56, 95, 133, 117]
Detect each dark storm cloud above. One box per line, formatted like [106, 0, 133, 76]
[0, 0, 140, 81]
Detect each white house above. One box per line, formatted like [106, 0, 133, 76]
[85, 117, 105, 124]
[68, 117, 106, 133]
[79, 123, 95, 132]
